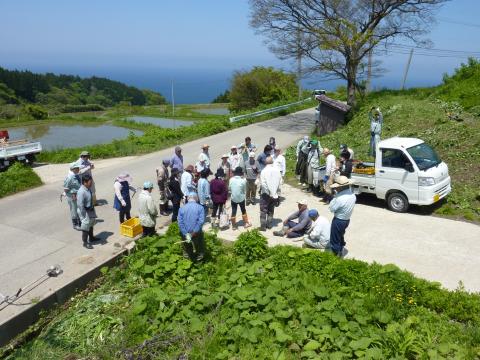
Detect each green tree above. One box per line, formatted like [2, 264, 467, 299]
[211, 90, 230, 103]
[229, 66, 297, 111]
[24, 104, 48, 120]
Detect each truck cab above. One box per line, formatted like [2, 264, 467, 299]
[351, 137, 451, 212]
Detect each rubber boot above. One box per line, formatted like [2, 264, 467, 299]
[242, 214, 252, 228]
[259, 215, 267, 231]
[313, 186, 320, 197]
[273, 226, 288, 237]
[92, 194, 97, 206]
[305, 184, 313, 193]
[266, 214, 274, 229]
[231, 217, 238, 230]
[159, 203, 169, 216]
[82, 231, 93, 249]
[89, 227, 100, 243]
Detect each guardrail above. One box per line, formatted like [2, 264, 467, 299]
[229, 98, 313, 123]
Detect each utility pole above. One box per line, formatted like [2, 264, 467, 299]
[171, 80, 176, 128]
[401, 48, 414, 90]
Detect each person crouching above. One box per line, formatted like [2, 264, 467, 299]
[273, 199, 312, 239]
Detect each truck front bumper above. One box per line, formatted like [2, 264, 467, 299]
[415, 176, 451, 206]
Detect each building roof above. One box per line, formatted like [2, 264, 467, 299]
[315, 95, 350, 113]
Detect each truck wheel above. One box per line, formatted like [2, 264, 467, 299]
[387, 192, 409, 213]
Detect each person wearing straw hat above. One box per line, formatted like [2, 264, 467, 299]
[244, 151, 259, 205]
[178, 192, 206, 261]
[138, 181, 158, 238]
[217, 153, 232, 183]
[78, 150, 97, 205]
[198, 144, 211, 169]
[329, 176, 356, 257]
[156, 158, 171, 216]
[113, 172, 136, 224]
[63, 161, 82, 230]
[273, 199, 312, 238]
[229, 166, 252, 230]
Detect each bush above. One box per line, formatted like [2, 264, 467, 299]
[233, 229, 268, 261]
[24, 104, 48, 120]
[0, 163, 42, 198]
[229, 66, 297, 111]
[61, 104, 105, 113]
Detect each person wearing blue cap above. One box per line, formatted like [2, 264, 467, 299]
[138, 181, 158, 237]
[178, 192, 206, 261]
[303, 209, 331, 249]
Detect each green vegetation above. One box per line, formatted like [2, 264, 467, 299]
[212, 90, 230, 104]
[229, 66, 298, 111]
[0, 163, 42, 198]
[5, 226, 480, 359]
[285, 59, 480, 222]
[0, 66, 166, 122]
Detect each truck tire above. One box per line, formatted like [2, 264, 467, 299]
[387, 192, 409, 213]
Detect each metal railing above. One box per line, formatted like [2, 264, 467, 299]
[229, 98, 313, 123]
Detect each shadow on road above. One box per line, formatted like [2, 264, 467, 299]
[93, 231, 114, 245]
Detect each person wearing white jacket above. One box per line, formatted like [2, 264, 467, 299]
[138, 181, 158, 238]
[259, 157, 282, 231]
[322, 148, 337, 203]
[303, 209, 330, 249]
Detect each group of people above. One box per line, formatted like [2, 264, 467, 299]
[62, 131, 357, 258]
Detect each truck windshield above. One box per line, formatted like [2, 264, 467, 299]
[407, 143, 441, 170]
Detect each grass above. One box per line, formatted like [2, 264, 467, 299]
[4, 227, 480, 359]
[0, 163, 42, 198]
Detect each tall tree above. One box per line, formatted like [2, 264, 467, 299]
[249, 0, 448, 106]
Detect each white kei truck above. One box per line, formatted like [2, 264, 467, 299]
[350, 137, 451, 213]
[0, 130, 42, 170]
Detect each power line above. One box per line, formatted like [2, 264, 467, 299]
[437, 17, 480, 28]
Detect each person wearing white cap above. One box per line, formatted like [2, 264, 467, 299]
[273, 199, 312, 238]
[198, 144, 211, 169]
[78, 150, 97, 205]
[243, 151, 259, 205]
[63, 161, 82, 230]
[229, 145, 243, 171]
[138, 181, 158, 238]
[113, 173, 136, 223]
[328, 176, 356, 257]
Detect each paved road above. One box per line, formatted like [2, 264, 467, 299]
[0, 109, 316, 324]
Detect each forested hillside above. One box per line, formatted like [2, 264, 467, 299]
[0, 67, 166, 108]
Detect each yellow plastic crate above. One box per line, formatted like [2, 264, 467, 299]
[120, 217, 143, 238]
[353, 167, 375, 175]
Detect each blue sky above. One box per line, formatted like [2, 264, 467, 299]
[0, 0, 479, 102]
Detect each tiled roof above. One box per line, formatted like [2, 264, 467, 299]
[315, 95, 350, 113]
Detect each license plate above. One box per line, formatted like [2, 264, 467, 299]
[433, 194, 440, 202]
[17, 155, 26, 160]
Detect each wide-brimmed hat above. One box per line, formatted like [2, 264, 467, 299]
[322, 148, 331, 155]
[330, 175, 355, 188]
[221, 153, 229, 159]
[297, 199, 308, 206]
[69, 161, 80, 170]
[117, 173, 132, 183]
[201, 144, 209, 149]
[80, 150, 90, 157]
[186, 164, 194, 172]
[233, 166, 243, 176]
[231, 145, 237, 149]
[249, 151, 256, 158]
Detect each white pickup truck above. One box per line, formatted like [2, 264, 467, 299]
[351, 137, 451, 212]
[0, 130, 42, 170]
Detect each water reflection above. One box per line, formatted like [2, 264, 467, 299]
[129, 116, 194, 128]
[8, 124, 143, 150]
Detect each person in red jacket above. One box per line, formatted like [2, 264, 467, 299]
[210, 168, 228, 228]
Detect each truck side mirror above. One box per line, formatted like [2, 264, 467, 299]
[405, 162, 414, 173]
